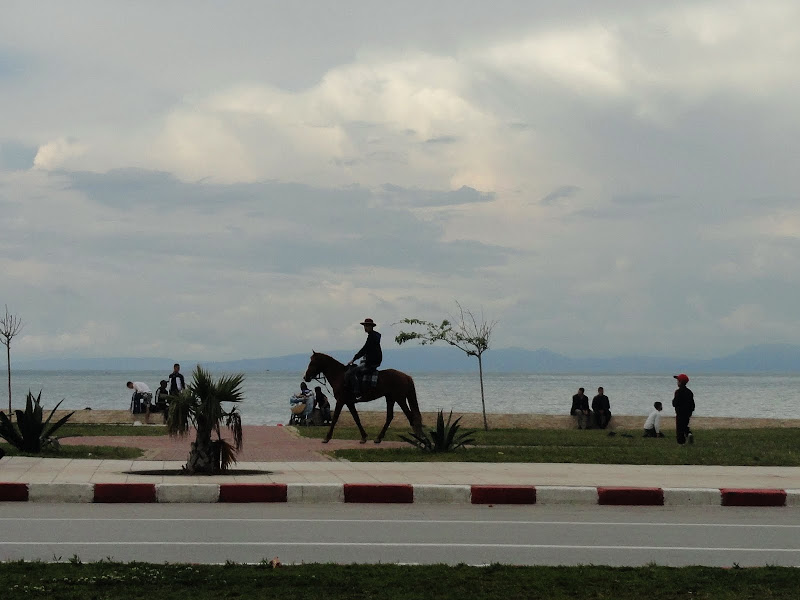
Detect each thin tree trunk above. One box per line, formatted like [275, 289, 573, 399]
[6, 344, 10, 414]
[478, 354, 488, 431]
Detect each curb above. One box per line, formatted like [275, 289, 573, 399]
[0, 483, 795, 506]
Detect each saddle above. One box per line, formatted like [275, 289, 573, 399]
[359, 369, 379, 390]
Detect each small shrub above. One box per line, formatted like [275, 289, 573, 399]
[0, 390, 75, 453]
[400, 409, 476, 452]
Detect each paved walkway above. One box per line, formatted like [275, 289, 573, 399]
[59, 425, 405, 462]
[1, 455, 799, 488]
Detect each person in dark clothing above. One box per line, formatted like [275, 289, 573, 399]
[314, 386, 332, 424]
[346, 318, 382, 398]
[570, 387, 591, 429]
[671, 373, 695, 445]
[168, 363, 185, 396]
[592, 386, 612, 429]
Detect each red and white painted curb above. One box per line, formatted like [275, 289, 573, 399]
[1, 482, 798, 506]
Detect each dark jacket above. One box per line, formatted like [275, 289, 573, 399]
[570, 393, 589, 415]
[168, 372, 185, 395]
[353, 330, 382, 367]
[672, 386, 695, 415]
[592, 394, 610, 412]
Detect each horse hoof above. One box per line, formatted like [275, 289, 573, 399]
[360, 438, 367, 444]
[374, 439, 382, 444]
[322, 438, 330, 444]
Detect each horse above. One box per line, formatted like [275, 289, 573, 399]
[303, 351, 423, 444]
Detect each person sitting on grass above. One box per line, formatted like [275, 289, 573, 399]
[570, 387, 591, 429]
[314, 386, 332, 425]
[643, 402, 664, 437]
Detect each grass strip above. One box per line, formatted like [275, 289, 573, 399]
[0, 443, 142, 460]
[3, 562, 799, 600]
[58, 424, 168, 437]
[296, 426, 800, 466]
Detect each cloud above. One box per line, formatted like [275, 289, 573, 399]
[541, 185, 580, 206]
[2, 1, 800, 361]
[33, 138, 86, 170]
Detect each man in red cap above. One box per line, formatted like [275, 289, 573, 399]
[671, 373, 695, 444]
[346, 318, 382, 399]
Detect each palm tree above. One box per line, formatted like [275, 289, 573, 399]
[167, 366, 245, 474]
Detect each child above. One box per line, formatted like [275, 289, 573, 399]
[643, 401, 664, 437]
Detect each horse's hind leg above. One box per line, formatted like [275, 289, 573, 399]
[375, 398, 395, 443]
[323, 400, 345, 443]
[346, 403, 368, 444]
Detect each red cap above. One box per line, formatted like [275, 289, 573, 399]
[673, 373, 689, 384]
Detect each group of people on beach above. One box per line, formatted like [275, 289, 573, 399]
[289, 381, 332, 425]
[125, 363, 186, 423]
[570, 374, 696, 445]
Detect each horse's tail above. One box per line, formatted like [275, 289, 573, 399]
[406, 375, 423, 434]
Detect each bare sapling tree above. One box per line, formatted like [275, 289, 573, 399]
[396, 302, 496, 431]
[0, 305, 24, 414]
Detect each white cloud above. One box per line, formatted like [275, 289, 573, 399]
[33, 138, 86, 170]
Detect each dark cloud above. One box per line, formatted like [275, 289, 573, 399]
[425, 135, 459, 144]
[59, 169, 509, 275]
[380, 184, 494, 207]
[0, 140, 37, 171]
[541, 185, 580, 205]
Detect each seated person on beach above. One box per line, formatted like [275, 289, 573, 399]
[314, 386, 332, 424]
[290, 382, 315, 419]
[592, 387, 612, 429]
[126, 381, 152, 415]
[154, 380, 170, 413]
[570, 387, 591, 429]
[643, 402, 664, 437]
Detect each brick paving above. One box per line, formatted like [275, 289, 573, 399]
[60, 425, 405, 462]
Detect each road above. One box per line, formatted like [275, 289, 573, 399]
[2, 503, 800, 567]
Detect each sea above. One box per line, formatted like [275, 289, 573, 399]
[7, 370, 800, 425]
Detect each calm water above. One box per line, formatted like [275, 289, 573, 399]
[8, 370, 799, 425]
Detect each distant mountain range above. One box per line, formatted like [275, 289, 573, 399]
[14, 343, 800, 374]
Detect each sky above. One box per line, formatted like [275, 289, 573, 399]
[1, 0, 799, 361]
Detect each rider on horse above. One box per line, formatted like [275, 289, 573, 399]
[345, 318, 382, 399]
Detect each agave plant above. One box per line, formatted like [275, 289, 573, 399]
[167, 366, 245, 474]
[399, 409, 476, 452]
[0, 390, 75, 453]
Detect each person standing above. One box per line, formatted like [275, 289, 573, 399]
[570, 387, 591, 429]
[592, 386, 612, 429]
[672, 373, 695, 444]
[346, 318, 382, 398]
[168, 363, 185, 396]
[643, 401, 664, 437]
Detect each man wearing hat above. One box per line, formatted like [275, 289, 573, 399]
[671, 373, 695, 445]
[346, 318, 382, 399]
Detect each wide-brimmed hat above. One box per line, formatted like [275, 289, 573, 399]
[360, 318, 377, 327]
[673, 373, 689, 384]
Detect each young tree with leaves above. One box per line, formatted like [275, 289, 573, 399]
[0, 305, 23, 414]
[396, 302, 496, 431]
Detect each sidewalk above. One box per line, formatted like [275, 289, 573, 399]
[2, 424, 800, 505]
[1, 456, 799, 506]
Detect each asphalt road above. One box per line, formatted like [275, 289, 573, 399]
[2, 503, 800, 567]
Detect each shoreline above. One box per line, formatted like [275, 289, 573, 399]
[54, 410, 800, 430]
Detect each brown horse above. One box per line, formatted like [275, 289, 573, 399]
[303, 351, 423, 443]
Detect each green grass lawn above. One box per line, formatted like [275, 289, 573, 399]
[3, 562, 799, 600]
[296, 426, 800, 466]
[0, 443, 142, 460]
[58, 424, 168, 437]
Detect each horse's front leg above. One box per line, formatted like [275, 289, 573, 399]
[375, 399, 394, 443]
[346, 402, 368, 443]
[323, 400, 345, 443]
